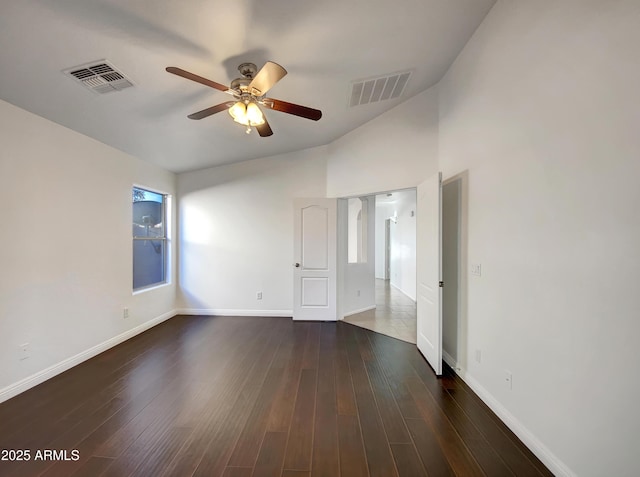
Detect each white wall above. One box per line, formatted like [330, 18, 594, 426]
[326, 87, 439, 198]
[347, 198, 363, 263]
[438, 1, 640, 476]
[374, 200, 394, 279]
[327, 86, 438, 312]
[177, 147, 327, 315]
[176, 82, 441, 317]
[0, 99, 177, 401]
[342, 196, 376, 317]
[176, 85, 440, 318]
[388, 190, 417, 301]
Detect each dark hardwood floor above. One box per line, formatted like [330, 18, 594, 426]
[0, 316, 552, 477]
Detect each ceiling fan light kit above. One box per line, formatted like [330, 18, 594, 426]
[166, 61, 322, 137]
[229, 101, 266, 130]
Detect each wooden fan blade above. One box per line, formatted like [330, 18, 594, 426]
[256, 117, 273, 137]
[187, 102, 234, 120]
[166, 67, 231, 93]
[248, 61, 287, 96]
[264, 98, 322, 121]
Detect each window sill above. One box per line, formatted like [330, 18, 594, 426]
[133, 281, 171, 296]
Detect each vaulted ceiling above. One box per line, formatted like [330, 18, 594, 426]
[0, 0, 496, 172]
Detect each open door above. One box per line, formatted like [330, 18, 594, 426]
[293, 198, 337, 321]
[416, 173, 443, 375]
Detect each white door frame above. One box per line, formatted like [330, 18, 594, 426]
[441, 172, 468, 372]
[335, 188, 417, 321]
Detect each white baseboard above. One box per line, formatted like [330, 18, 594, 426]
[0, 310, 177, 404]
[442, 349, 458, 370]
[452, 366, 575, 477]
[177, 308, 293, 317]
[342, 305, 377, 318]
[390, 282, 416, 302]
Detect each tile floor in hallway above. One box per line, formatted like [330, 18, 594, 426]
[343, 279, 417, 343]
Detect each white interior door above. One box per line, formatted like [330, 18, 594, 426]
[416, 172, 443, 375]
[293, 198, 337, 321]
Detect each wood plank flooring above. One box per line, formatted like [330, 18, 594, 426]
[0, 316, 552, 477]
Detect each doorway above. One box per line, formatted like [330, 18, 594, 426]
[442, 174, 466, 369]
[342, 189, 418, 343]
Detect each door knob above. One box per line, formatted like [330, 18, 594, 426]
[295, 263, 300, 267]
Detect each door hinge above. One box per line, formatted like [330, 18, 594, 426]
[439, 281, 444, 288]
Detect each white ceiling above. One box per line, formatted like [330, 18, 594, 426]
[0, 0, 495, 173]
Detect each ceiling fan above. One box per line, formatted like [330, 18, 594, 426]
[166, 61, 322, 137]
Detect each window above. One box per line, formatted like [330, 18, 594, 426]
[133, 186, 168, 290]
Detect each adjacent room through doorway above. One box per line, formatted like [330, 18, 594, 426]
[343, 189, 417, 343]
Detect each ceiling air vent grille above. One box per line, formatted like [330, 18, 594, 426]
[63, 60, 134, 94]
[349, 70, 412, 107]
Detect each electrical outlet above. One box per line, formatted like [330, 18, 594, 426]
[123, 307, 129, 319]
[475, 349, 482, 363]
[257, 292, 263, 300]
[471, 263, 482, 276]
[504, 370, 513, 390]
[19, 343, 30, 361]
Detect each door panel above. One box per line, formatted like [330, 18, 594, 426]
[294, 199, 337, 321]
[301, 277, 329, 306]
[301, 206, 329, 269]
[416, 173, 443, 375]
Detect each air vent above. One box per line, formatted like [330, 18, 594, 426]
[63, 60, 134, 94]
[349, 70, 412, 107]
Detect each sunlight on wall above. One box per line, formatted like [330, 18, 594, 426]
[180, 200, 213, 245]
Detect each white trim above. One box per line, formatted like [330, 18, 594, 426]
[442, 349, 458, 371]
[177, 309, 293, 317]
[342, 305, 377, 318]
[132, 281, 171, 295]
[132, 182, 170, 196]
[453, 366, 575, 477]
[0, 310, 177, 404]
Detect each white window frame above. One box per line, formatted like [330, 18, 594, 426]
[132, 185, 170, 292]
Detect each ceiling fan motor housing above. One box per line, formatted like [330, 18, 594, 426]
[238, 62, 258, 79]
[230, 77, 251, 94]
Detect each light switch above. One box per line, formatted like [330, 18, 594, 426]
[471, 263, 482, 276]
